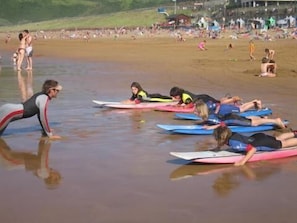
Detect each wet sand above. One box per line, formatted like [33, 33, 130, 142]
[1, 33, 297, 223]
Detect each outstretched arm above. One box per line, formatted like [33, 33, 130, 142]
[234, 146, 256, 166]
[203, 124, 220, 130]
[36, 95, 61, 140]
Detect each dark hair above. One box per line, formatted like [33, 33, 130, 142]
[262, 57, 269, 63]
[169, 86, 183, 97]
[23, 29, 29, 34]
[130, 82, 143, 92]
[18, 33, 23, 41]
[42, 80, 59, 94]
[213, 126, 232, 149]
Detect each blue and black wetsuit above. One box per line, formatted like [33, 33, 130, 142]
[227, 132, 282, 153]
[194, 94, 220, 111]
[203, 113, 252, 126]
[217, 104, 241, 116]
[0, 92, 53, 137]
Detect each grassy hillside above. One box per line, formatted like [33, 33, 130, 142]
[0, 8, 170, 32]
[0, 0, 181, 26]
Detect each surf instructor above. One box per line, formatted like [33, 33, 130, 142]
[0, 79, 62, 139]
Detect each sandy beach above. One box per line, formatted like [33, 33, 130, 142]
[1, 30, 297, 223]
[2, 30, 296, 87]
[2, 30, 296, 119]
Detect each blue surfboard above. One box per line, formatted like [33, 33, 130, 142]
[172, 125, 275, 135]
[157, 120, 288, 131]
[175, 108, 273, 121]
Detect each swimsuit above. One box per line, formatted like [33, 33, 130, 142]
[26, 46, 33, 57]
[259, 72, 268, 77]
[18, 48, 25, 53]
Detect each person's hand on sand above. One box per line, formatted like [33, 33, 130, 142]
[49, 135, 62, 140]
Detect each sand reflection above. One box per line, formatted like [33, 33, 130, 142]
[0, 138, 62, 189]
[17, 70, 33, 102]
[170, 157, 297, 197]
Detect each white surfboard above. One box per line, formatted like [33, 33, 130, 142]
[92, 100, 121, 106]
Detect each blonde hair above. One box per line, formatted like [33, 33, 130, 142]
[194, 99, 209, 121]
[213, 126, 232, 149]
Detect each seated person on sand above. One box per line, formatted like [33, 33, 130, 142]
[177, 32, 186, 42]
[122, 82, 172, 104]
[198, 40, 207, 50]
[259, 57, 276, 77]
[264, 48, 275, 60]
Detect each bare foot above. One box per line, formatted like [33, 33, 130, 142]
[255, 100, 262, 109]
[276, 118, 286, 129]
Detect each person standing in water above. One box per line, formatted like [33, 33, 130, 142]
[24, 29, 33, 70]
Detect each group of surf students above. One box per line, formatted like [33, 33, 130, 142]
[1, 79, 297, 167]
[128, 82, 297, 166]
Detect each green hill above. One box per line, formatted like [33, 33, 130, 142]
[0, 0, 194, 31]
[0, 9, 171, 32]
[0, 0, 183, 25]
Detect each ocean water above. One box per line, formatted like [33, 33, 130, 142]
[0, 51, 297, 223]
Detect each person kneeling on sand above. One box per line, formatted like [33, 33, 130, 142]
[259, 57, 276, 77]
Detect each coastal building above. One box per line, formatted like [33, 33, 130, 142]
[239, 0, 296, 7]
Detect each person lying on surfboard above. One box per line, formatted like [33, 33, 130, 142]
[169, 86, 244, 109]
[194, 99, 286, 129]
[0, 79, 62, 139]
[123, 82, 172, 104]
[213, 124, 297, 166]
[194, 96, 262, 117]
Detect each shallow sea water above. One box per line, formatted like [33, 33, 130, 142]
[0, 51, 297, 223]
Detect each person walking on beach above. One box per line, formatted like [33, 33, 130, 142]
[0, 79, 62, 139]
[24, 30, 33, 70]
[249, 40, 256, 61]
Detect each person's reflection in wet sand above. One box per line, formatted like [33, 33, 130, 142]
[0, 138, 62, 189]
[212, 164, 281, 197]
[170, 161, 285, 197]
[17, 69, 33, 102]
